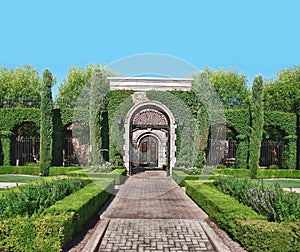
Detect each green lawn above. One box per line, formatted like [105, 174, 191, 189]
[0, 174, 41, 183]
[262, 179, 300, 188]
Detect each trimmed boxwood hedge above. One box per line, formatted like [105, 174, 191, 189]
[68, 167, 127, 185]
[173, 169, 300, 187]
[172, 170, 204, 187]
[216, 168, 300, 179]
[0, 178, 114, 251]
[0, 165, 82, 176]
[186, 181, 300, 252]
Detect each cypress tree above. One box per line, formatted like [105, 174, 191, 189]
[40, 69, 53, 176]
[89, 67, 109, 165]
[249, 75, 264, 178]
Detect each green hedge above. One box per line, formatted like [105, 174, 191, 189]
[215, 168, 300, 178]
[43, 178, 114, 233]
[0, 165, 82, 176]
[172, 170, 202, 187]
[173, 169, 300, 188]
[186, 181, 300, 252]
[69, 167, 127, 185]
[0, 178, 114, 251]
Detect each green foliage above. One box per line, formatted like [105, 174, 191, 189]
[89, 162, 113, 173]
[0, 174, 40, 183]
[214, 176, 300, 222]
[186, 181, 300, 252]
[86, 168, 127, 185]
[262, 179, 300, 188]
[56, 64, 117, 108]
[105, 90, 134, 164]
[89, 67, 109, 165]
[43, 178, 114, 233]
[264, 111, 296, 136]
[249, 75, 264, 178]
[264, 66, 300, 113]
[204, 67, 250, 109]
[55, 65, 94, 107]
[264, 66, 300, 170]
[0, 214, 72, 252]
[146, 90, 202, 167]
[0, 178, 114, 251]
[52, 109, 63, 166]
[172, 170, 203, 187]
[68, 166, 126, 184]
[0, 165, 82, 175]
[0, 178, 84, 219]
[225, 109, 250, 168]
[0, 108, 40, 132]
[0, 65, 43, 108]
[186, 182, 265, 236]
[264, 111, 297, 169]
[215, 168, 300, 178]
[234, 219, 300, 252]
[40, 69, 54, 176]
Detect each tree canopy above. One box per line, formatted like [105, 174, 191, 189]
[204, 68, 250, 109]
[264, 66, 300, 113]
[0, 65, 42, 107]
[56, 64, 116, 108]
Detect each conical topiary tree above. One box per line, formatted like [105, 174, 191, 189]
[89, 67, 109, 165]
[249, 75, 264, 178]
[40, 69, 53, 176]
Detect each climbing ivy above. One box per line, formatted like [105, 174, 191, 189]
[104, 90, 134, 165]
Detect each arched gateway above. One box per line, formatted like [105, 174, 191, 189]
[108, 77, 192, 175]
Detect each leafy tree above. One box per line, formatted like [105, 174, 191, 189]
[0, 65, 42, 107]
[204, 68, 250, 109]
[264, 66, 300, 169]
[56, 64, 116, 107]
[249, 75, 264, 178]
[40, 69, 54, 176]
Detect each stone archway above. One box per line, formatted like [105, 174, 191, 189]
[124, 100, 176, 175]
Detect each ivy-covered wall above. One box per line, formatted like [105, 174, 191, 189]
[104, 90, 134, 165]
[225, 109, 250, 168]
[0, 94, 297, 169]
[264, 111, 296, 169]
[0, 108, 40, 165]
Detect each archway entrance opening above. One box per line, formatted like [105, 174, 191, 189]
[130, 108, 170, 174]
[124, 101, 176, 175]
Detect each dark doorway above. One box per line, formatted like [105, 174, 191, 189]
[139, 136, 158, 167]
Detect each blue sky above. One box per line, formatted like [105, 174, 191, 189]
[1, 0, 300, 98]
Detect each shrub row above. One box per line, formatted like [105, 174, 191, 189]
[216, 168, 300, 179]
[0, 165, 82, 176]
[174, 168, 300, 188]
[69, 167, 127, 185]
[186, 181, 300, 252]
[214, 176, 300, 222]
[0, 177, 85, 219]
[0, 178, 114, 251]
[172, 170, 202, 187]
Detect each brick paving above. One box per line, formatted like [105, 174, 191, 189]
[101, 171, 207, 219]
[99, 219, 214, 252]
[97, 170, 223, 251]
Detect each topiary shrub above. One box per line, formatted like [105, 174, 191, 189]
[39, 69, 54, 176]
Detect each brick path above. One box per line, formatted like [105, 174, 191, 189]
[94, 170, 228, 252]
[99, 219, 214, 252]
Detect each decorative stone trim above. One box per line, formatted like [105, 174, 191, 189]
[108, 77, 192, 91]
